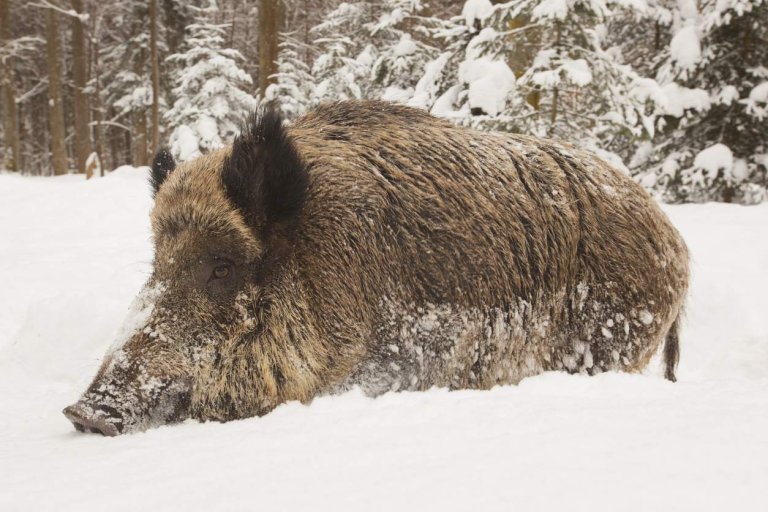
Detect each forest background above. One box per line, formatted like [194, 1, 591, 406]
[0, 0, 765, 203]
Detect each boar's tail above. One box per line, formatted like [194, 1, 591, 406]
[663, 315, 681, 382]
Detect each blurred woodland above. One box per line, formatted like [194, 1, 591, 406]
[0, 0, 766, 203]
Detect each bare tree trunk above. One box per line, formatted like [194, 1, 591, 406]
[46, 4, 68, 175]
[302, 0, 309, 64]
[90, 4, 104, 175]
[258, 0, 282, 97]
[123, 124, 131, 166]
[549, 21, 562, 135]
[149, 0, 160, 155]
[162, 0, 185, 56]
[133, 112, 148, 166]
[229, 0, 237, 49]
[70, 0, 91, 174]
[131, 32, 148, 167]
[0, 0, 21, 172]
[107, 105, 119, 170]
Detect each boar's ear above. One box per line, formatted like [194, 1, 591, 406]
[221, 108, 308, 230]
[150, 148, 176, 197]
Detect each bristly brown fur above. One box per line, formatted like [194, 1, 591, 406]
[68, 100, 690, 435]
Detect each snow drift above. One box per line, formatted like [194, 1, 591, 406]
[0, 169, 766, 510]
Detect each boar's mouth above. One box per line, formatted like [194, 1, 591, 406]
[63, 402, 125, 436]
[63, 383, 192, 437]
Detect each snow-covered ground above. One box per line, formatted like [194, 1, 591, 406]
[0, 169, 766, 511]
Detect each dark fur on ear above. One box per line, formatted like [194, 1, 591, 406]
[151, 147, 176, 197]
[221, 108, 308, 231]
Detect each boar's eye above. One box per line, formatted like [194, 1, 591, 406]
[211, 263, 233, 281]
[198, 258, 238, 295]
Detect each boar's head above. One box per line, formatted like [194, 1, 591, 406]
[63, 110, 312, 435]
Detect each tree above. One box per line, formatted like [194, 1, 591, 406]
[70, 0, 91, 174]
[310, 2, 376, 103]
[366, 0, 441, 101]
[0, 0, 20, 172]
[412, 0, 653, 169]
[45, 3, 68, 175]
[259, 0, 283, 97]
[265, 34, 316, 119]
[89, 0, 106, 172]
[102, 1, 156, 167]
[165, 5, 259, 161]
[310, 1, 440, 104]
[629, 0, 768, 203]
[149, 0, 161, 155]
[0, 0, 762, 207]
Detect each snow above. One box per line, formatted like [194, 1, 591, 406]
[170, 124, 203, 162]
[532, 0, 569, 20]
[660, 82, 711, 116]
[85, 152, 101, 179]
[430, 84, 463, 116]
[693, 143, 733, 178]
[459, 28, 516, 116]
[108, 282, 164, 354]
[381, 85, 414, 103]
[562, 58, 592, 86]
[732, 158, 750, 181]
[529, 52, 592, 89]
[461, 0, 494, 27]
[744, 81, 768, 120]
[1, 170, 767, 510]
[677, 0, 698, 18]
[670, 25, 701, 70]
[749, 81, 768, 102]
[633, 80, 710, 117]
[459, 57, 516, 116]
[528, 0, 622, 20]
[716, 84, 740, 105]
[409, 52, 452, 109]
[393, 33, 417, 57]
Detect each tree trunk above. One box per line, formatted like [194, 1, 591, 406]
[549, 21, 562, 135]
[123, 125, 131, 167]
[107, 105, 120, 171]
[70, 0, 91, 174]
[0, 0, 21, 172]
[131, 34, 148, 167]
[258, 0, 282, 97]
[229, 0, 237, 48]
[162, 0, 185, 56]
[91, 4, 104, 175]
[46, 4, 68, 175]
[507, 15, 541, 110]
[133, 112, 148, 166]
[149, 0, 160, 155]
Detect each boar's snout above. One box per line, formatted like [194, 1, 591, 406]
[63, 373, 193, 436]
[62, 402, 123, 437]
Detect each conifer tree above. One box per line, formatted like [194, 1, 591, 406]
[366, 0, 441, 102]
[164, 4, 258, 161]
[310, 2, 376, 103]
[102, 2, 156, 166]
[416, 0, 653, 168]
[310, 1, 440, 104]
[265, 35, 316, 120]
[630, 0, 768, 203]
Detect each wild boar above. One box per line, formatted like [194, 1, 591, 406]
[63, 100, 689, 436]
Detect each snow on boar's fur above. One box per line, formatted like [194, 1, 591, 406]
[63, 100, 689, 436]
